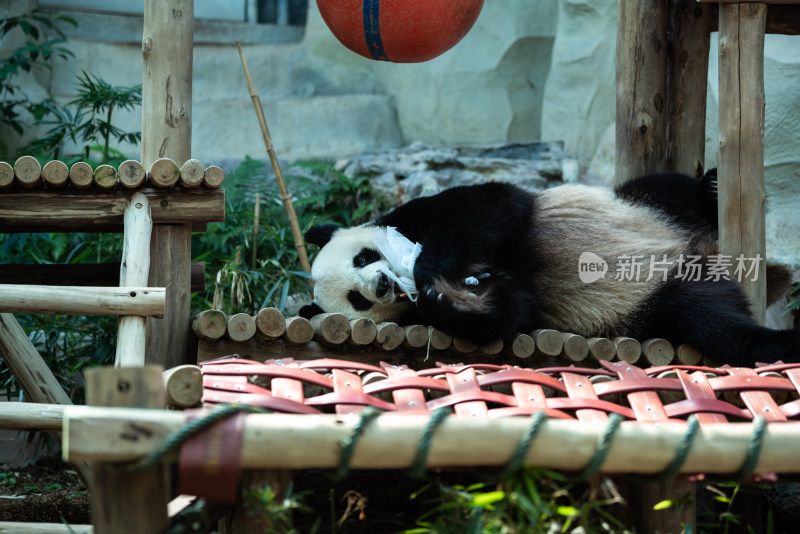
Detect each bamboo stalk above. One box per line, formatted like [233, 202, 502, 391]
[0, 402, 64, 431]
[42, 160, 69, 188]
[63, 406, 800, 475]
[0, 285, 165, 317]
[252, 192, 260, 269]
[14, 155, 41, 188]
[236, 41, 311, 274]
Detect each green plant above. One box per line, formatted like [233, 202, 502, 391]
[243, 482, 318, 533]
[0, 472, 17, 486]
[0, 7, 76, 158]
[25, 71, 142, 163]
[697, 482, 773, 534]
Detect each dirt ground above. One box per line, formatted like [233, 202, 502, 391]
[0, 456, 90, 525]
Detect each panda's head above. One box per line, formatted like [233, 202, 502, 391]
[299, 223, 414, 323]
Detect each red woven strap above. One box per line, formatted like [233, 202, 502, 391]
[177, 410, 246, 503]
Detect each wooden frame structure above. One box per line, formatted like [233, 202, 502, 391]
[2, 0, 800, 532]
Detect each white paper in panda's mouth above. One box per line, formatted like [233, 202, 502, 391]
[372, 226, 422, 302]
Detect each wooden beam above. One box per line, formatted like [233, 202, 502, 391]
[665, 0, 711, 177]
[142, 0, 194, 371]
[0, 522, 92, 533]
[0, 285, 165, 317]
[0, 188, 224, 231]
[615, 0, 669, 183]
[0, 262, 206, 292]
[63, 406, 800, 475]
[0, 402, 63, 431]
[709, 5, 800, 35]
[718, 3, 768, 325]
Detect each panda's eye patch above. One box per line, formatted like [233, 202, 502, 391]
[347, 290, 374, 311]
[353, 248, 381, 268]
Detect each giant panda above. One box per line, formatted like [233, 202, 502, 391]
[300, 172, 798, 367]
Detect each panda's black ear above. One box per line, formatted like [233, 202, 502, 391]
[299, 302, 326, 319]
[304, 223, 339, 248]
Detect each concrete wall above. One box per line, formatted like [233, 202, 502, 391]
[2, 0, 558, 162]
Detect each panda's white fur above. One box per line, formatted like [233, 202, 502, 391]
[311, 226, 415, 323]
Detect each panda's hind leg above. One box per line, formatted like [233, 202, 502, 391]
[614, 170, 718, 233]
[625, 277, 800, 366]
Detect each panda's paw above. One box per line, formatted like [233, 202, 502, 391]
[702, 168, 717, 200]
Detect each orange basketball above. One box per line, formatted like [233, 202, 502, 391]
[317, 0, 484, 63]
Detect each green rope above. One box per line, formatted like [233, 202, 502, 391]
[628, 415, 700, 484]
[335, 406, 383, 481]
[128, 404, 268, 473]
[407, 408, 452, 478]
[572, 413, 623, 480]
[733, 415, 767, 482]
[503, 411, 547, 476]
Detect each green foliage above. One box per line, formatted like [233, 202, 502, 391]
[404, 469, 632, 534]
[192, 156, 390, 315]
[697, 482, 773, 534]
[0, 472, 17, 487]
[25, 71, 142, 163]
[0, 8, 76, 154]
[243, 482, 319, 534]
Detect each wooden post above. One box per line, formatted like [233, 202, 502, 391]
[85, 366, 169, 534]
[142, 0, 194, 368]
[615, 0, 669, 184]
[718, 3, 768, 325]
[116, 192, 153, 366]
[666, 0, 711, 177]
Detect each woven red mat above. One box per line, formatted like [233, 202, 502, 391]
[199, 356, 800, 424]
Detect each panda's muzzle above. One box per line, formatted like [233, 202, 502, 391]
[376, 272, 392, 299]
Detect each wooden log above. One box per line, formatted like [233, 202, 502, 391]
[284, 316, 314, 344]
[42, 160, 69, 188]
[0, 402, 63, 431]
[179, 158, 204, 188]
[162, 364, 202, 408]
[718, 2, 768, 325]
[0, 261, 204, 292]
[146, 224, 192, 367]
[118, 160, 146, 189]
[63, 406, 800, 474]
[505, 333, 535, 359]
[14, 155, 41, 188]
[615, 0, 668, 183]
[348, 318, 377, 345]
[561, 333, 589, 362]
[254, 307, 286, 338]
[532, 329, 563, 356]
[588, 337, 616, 361]
[148, 158, 180, 188]
[115, 191, 152, 367]
[0, 522, 92, 533]
[403, 325, 429, 349]
[665, 0, 711, 177]
[0, 188, 225, 231]
[478, 338, 504, 356]
[142, 0, 193, 372]
[0, 284, 165, 317]
[373, 322, 405, 351]
[93, 164, 117, 189]
[0, 161, 13, 188]
[69, 161, 94, 189]
[613, 336, 642, 364]
[310, 313, 350, 344]
[84, 366, 169, 534]
[452, 337, 476, 354]
[203, 165, 225, 188]
[676, 343, 703, 365]
[226, 312, 257, 342]
[191, 309, 227, 342]
[641, 338, 675, 366]
[428, 328, 452, 351]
